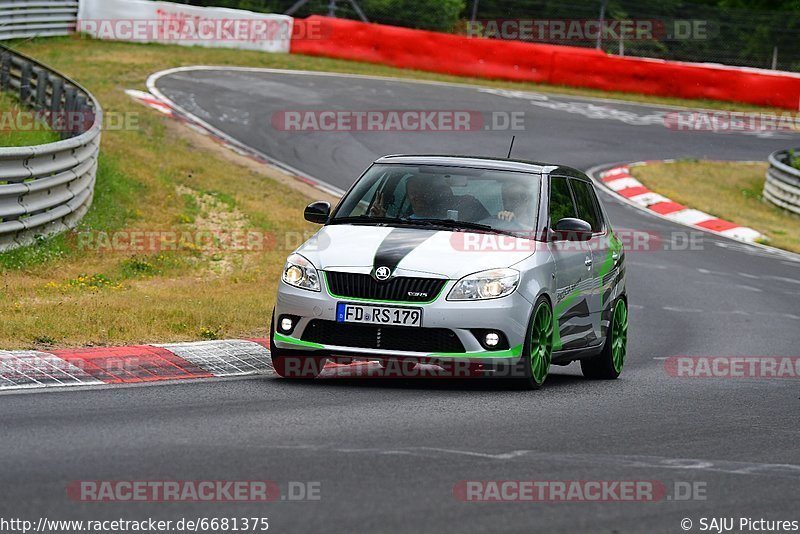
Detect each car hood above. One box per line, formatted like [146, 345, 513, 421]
[295, 224, 536, 279]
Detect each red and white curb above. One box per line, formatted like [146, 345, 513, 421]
[0, 341, 452, 393]
[598, 162, 764, 243]
[125, 89, 176, 117]
[0, 340, 273, 392]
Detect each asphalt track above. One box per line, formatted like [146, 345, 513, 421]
[2, 69, 799, 533]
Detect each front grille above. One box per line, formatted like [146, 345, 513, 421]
[302, 320, 465, 353]
[325, 271, 447, 303]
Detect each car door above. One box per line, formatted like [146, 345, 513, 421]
[548, 176, 594, 352]
[568, 178, 607, 346]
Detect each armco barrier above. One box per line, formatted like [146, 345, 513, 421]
[0, 0, 79, 41]
[765, 149, 800, 216]
[0, 45, 101, 252]
[291, 16, 800, 110]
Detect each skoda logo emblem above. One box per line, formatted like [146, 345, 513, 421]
[374, 266, 392, 281]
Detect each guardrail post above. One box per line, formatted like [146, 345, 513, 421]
[0, 52, 9, 91]
[50, 77, 64, 113]
[75, 95, 89, 135]
[34, 68, 49, 110]
[20, 62, 32, 104]
[64, 86, 76, 113]
[63, 86, 77, 139]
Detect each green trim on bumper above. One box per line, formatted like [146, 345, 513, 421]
[428, 344, 523, 359]
[273, 333, 325, 349]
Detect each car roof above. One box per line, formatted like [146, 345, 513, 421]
[374, 154, 587, 180]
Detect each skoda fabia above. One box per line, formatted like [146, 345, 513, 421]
[271, 155, 627, 389]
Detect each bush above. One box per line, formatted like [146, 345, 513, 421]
[362, 0, 465, 31]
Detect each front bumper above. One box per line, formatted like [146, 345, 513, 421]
[274, 275, 534, 363]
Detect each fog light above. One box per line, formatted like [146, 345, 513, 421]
[280, 317, 294, 332]
[484, 332, 500, 347]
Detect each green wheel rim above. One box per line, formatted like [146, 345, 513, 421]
[611, 300, 628, 373]
[530, 302, 553, 384]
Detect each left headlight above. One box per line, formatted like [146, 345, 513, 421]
[282, 253, 321, 292]
[447, 268, 520, 301]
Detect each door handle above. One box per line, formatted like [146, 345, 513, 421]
[584, 257, 593, 266]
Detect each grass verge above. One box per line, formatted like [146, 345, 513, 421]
[631, 160, 800, 254]
[0, 92, 61, 146]
[0, 35, 790, 349]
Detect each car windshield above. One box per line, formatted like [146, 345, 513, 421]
[332, 164, 541, 233]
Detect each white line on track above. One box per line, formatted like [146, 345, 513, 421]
[662, 306, 703, 313]
[267, 444, 800, 479]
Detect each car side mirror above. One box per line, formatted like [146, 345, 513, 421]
[552, 217, 593, 241]
[304, 201, 331, 224]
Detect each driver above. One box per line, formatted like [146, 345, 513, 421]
[405, 175, 452, 219]
[370, 175, 452, 219]
[497, 181, 535, 227]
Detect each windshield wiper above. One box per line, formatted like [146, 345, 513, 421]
[411, 219, 518, 237]
[329, 215, 402, 225]
[331, 215, 457, 228]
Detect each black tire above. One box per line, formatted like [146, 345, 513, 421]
[581, 298, 628, 380]
[519, 296, 554, 390]
[270, 311, 326, 379]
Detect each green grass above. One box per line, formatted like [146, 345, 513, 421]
[789, 149, 800, 171]
[0, 92, 61, 147]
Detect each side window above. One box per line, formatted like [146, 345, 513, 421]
[549, 176, 577, 228]
[569, 179, 603, 232]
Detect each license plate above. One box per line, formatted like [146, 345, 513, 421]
[336, 303, 422, 327]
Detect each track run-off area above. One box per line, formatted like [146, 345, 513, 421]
[2, 68, 799, 533]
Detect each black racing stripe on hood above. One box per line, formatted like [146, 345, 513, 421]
[373, 228, 437, 272]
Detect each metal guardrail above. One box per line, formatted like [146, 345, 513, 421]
[0, 44, 101, 252]
[0, 0, 79, 41]
[765, 149, 800, 216]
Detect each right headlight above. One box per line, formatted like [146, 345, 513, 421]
[447, 268, 520, 301]
[281, 253, 321, 292]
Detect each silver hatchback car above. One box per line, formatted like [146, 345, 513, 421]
[271, 155, 627, 389]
